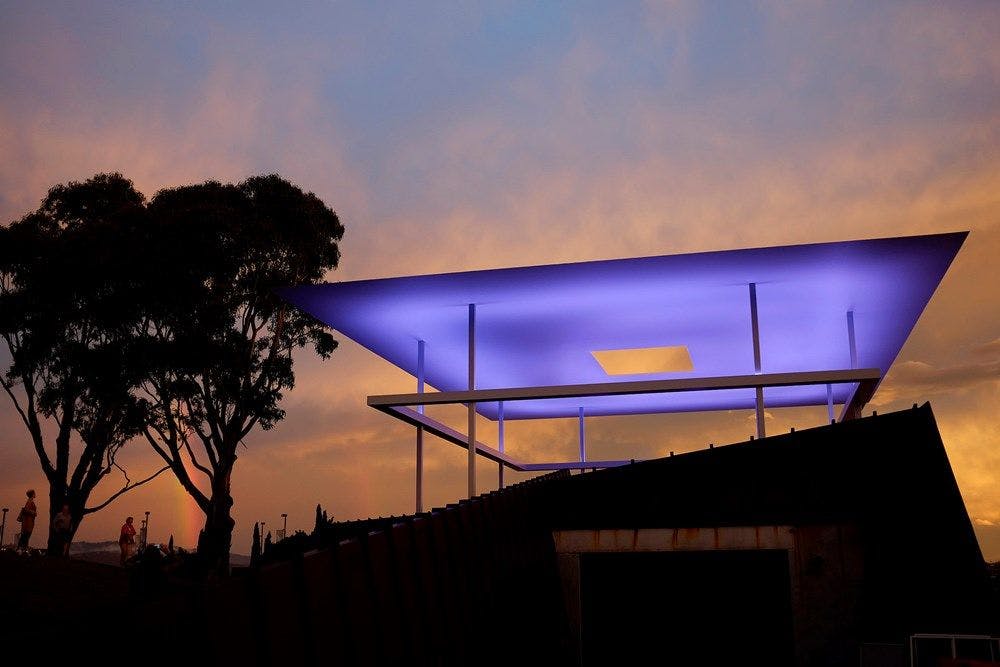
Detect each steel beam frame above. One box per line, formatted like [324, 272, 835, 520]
[372, 367, 881, 478]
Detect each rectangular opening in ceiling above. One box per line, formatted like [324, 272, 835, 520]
[591, 345, 693, 375]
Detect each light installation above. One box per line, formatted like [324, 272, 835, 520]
[280, 232, 967, 508]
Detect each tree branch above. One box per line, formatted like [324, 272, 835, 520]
[143, 427, 175, 468]
[143, 426, 210, 511]
[83, 464, 171, 514]
[180, 427, 215, 482]
[0, 370, 56, 479]
[0, 373, 32, 433]
[186, 394, 220, 470]
[239, 414, 261, 441]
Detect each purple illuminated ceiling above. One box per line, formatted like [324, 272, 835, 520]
[279, 233, 967, 420]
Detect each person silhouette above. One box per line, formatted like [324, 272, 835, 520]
[52, 503, 73, 557]
[16, 489, 37, 553]
[119, 516, 137, 565]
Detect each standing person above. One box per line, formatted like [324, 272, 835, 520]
[119, 516, 136, 566]
[16, 489, 37, 553]
[52, 503, 73, 557]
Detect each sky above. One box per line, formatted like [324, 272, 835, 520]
[0, 1, 998, 558]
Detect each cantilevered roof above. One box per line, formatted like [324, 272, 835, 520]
[280, 232, 966, 420]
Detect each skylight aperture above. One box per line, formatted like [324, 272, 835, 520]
[592, 345, 694, 376]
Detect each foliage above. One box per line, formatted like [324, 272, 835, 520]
[250, 522, 261, 567]
[0, 174, 168, 553]
[1, 172, 343, 570]
[137, 174, 344, 575]
[313, 503, 330, 536]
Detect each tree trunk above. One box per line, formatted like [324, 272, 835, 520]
[46, 486, 65, 555]
[45, 487, 81, 557]
[198, 470, 235, 576]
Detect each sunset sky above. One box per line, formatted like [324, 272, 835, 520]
[1, 2, 998, 558]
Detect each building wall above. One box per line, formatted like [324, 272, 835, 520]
[554, 524, 865, 666]
[135, 474, 575, 666]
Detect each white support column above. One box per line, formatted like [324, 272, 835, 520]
[578, 407, 586, 464]
[498, 400, 505, 489]
[749, 283, 765, 439]
[826, 383, 834, 423]
[847, 310, 858, 368]
[416, 340, 425, 513]
[467, 303, 477, 499]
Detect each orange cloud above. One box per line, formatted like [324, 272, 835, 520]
[3, 2, 1000, 557]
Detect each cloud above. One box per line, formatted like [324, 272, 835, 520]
[3, 2, 1000, 556]
[975, 338, 1000, 357]
[746, 410, 776, 422]
[903, 387, 1000, 526]
[0, 25, 368, 226]
[880, 359, 1000, 398]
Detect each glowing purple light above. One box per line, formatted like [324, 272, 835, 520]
[280, 232, 966, 420]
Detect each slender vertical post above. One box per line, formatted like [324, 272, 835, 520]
[750, 284, 762, 374]
[847, 310, 858, 368]
[578, 407, 586, 464]
[467, 304, 476, 499]
[844, 310, 859, 421]
[498, 401, 505, 489]
[749, 283, 765, 439]
[754, 390, 765, 438]
[826, 383, 835, 423]
[416, 340, 425, 513]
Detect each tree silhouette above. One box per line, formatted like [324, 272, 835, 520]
[137, 175, 343, 575]
[2, 172, 341, 569]
[250, 522, 261, 566]
[0, 174, 168, 553]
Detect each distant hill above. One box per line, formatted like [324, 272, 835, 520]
[71, 540, 119, 553]
[230, 552, 251, 566]
[69, 540, 249, 566]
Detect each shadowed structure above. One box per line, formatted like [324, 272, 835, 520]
[131, 404, 996, 666]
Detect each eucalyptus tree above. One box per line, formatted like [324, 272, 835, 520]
[0, 174, 167, 553]
[138, 175, 343, 574]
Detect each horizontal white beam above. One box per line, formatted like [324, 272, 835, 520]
[374, 369, 882, 475]
[368, 368, 882, 410]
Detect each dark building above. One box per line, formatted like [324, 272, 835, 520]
[549, 403, 995, 665]
[138, 404, 996, 666]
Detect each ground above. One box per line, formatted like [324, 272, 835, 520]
[0, 548, 130, 649]
[0, 541, 252, 644]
